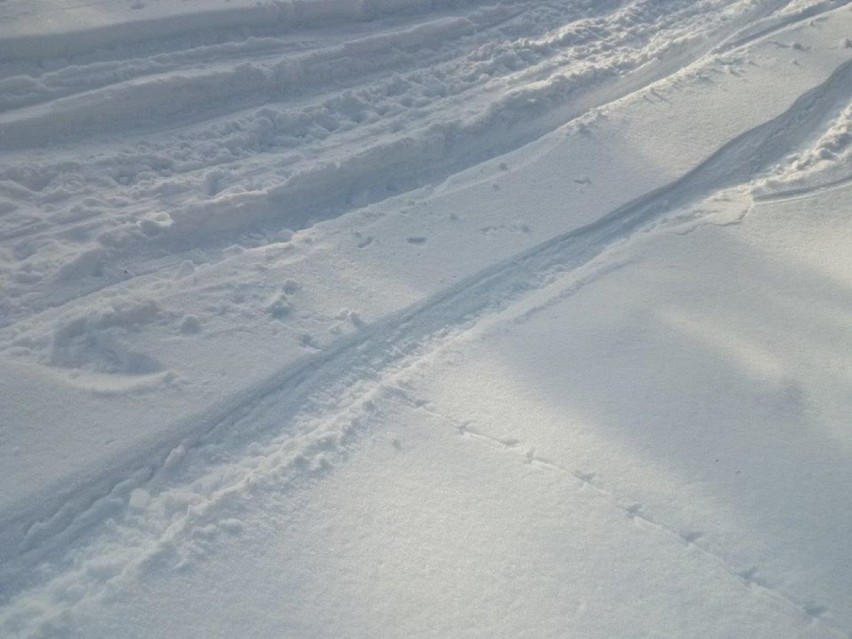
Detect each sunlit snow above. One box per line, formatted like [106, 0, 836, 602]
[1, 0, 851, 637]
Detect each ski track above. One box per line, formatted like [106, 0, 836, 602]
[1, 0, 834, 331]
[1, 38, 851, 633]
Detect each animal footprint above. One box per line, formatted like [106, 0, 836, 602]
[804, 603, 827, 619]
[624, 503, 644, 519]
[574, 471, 596, 484]
[679, 529, 704, 544]
[738, 566, 759, 583]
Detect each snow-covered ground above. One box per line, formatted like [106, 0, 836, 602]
[1, 0, 851, 637]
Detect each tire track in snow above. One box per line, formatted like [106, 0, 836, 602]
[1, 55, 850, 634]
[0, 0, 793, 329]
[0, 0, 470, 63]
[0, 0, 617, 145]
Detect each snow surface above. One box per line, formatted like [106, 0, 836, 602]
[1, 0, 851, 637]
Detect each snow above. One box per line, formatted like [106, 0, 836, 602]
[1, 0, 851, 637]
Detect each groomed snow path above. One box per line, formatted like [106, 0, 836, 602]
[1, 0, 852, 637]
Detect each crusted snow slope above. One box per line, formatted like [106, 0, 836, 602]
[1, 0, 851, 637]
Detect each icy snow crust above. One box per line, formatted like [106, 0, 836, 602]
[1, 0, 851, 637]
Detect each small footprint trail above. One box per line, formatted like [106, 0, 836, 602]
[406, 392, 846, 636]
[1, 50, 850, 629]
